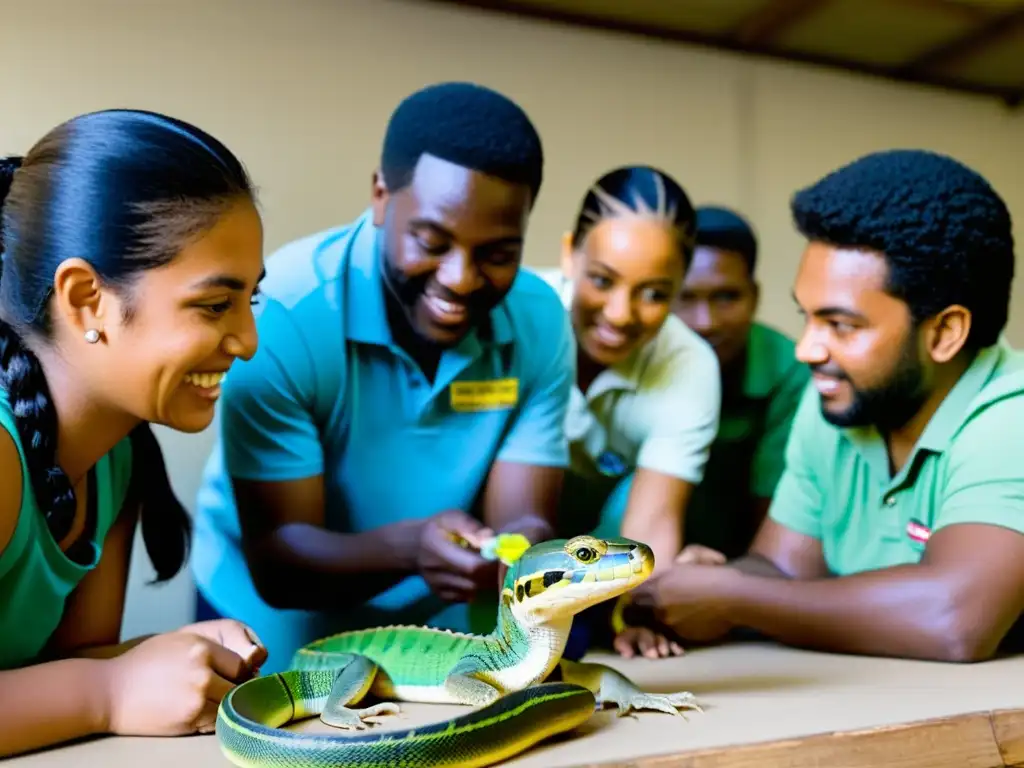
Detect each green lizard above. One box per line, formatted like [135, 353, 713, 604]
[216, 534, 701, 768]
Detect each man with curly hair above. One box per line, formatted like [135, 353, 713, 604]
[632, 148, 1024, 662]
[189, 82, 575, 670]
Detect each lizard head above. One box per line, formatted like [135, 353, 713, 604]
[500, 535, 654, 627]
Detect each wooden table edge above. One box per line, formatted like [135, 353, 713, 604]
[562, 706, 1024, 768]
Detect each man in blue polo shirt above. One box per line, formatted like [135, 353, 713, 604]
[190, 82, 575, 671]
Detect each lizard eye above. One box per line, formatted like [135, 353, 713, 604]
[575, 547, 595, 562]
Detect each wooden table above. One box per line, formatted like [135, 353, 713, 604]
[9, 641, 1024, 768]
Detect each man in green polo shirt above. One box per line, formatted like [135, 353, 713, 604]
[673, 205, 809, 559]
[630, 148, 1024, 662]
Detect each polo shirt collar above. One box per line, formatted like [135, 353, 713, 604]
[343, 208, 515, 350]
[586, 350, 644, 400]
[344, 210, 391, 346]
[915, 340, 1004, 453]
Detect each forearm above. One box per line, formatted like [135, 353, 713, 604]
[482, 462, 562, 547]
[722, 565, 977, 661]
[746, 497, 772, 545]
[488, 513, 557, 587]
[622, 509, 680, 576]
[728, 552, 789, 578]
[494, 513, 555, 544]
[249, 520, 424, 611]
[63, 636, 153, 660]
[0, 659, 111, 757]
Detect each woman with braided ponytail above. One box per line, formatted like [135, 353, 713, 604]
[0, 110, 267, 756]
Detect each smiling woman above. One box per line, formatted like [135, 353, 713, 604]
[0, 109, 268, 758]
[532, 164, 723, 662]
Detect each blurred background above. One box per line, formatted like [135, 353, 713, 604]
[3, 0, 1022, 639]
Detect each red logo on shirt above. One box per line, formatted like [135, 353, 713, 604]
[907, 519, 931, 544]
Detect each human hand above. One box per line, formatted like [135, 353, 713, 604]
[418, 509, 497, 603]
[675, 544, 727, 566]
[630, 563, 738, 644]
[103, 628, 258, 736]
[175, 619, 268, 674]
[612, 626, 685, 660]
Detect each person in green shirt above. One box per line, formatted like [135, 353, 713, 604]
[673, 205, 809, 561]
[0, 111, 267, 758]
[630, 148, 1024, 662]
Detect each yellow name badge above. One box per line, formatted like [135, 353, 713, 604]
[450, 378, 519, 412]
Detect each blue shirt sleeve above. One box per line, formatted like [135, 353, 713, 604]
[495, 305, 574, 468]
[219, 299, 326, 482]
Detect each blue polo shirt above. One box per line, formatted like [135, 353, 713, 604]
[190, 210, 574, 670]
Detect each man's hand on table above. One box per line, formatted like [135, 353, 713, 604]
[633, 564, 738, 643]
[612, 544, 733, 658]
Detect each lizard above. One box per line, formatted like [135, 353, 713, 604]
[215, 534, 701, 768]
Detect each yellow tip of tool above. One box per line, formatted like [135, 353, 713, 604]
[481, 533, 531, 566]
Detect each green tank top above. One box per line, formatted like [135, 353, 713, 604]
[0, 387, 134, 670]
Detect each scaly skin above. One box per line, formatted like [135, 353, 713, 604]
[216, 535, 702, 768]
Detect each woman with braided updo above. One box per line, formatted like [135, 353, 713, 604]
[0, 110, 267, 756]
[532, 165, 723, 661]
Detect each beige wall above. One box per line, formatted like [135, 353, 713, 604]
[3, 0, 1022, 639]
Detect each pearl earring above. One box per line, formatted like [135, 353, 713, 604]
[84, 329, 100, 344]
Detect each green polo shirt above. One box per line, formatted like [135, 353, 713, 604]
[685, 322, 809, 559]
[770, 340, 1024, 576]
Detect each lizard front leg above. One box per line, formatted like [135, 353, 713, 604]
[442, 656, 506, 707]
[443, 673, 504, 706]
[557, 658, 701, 719]
[319, 653, 401, 730]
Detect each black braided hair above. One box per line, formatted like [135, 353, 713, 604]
[0, 156, 76, 540]
[0, 111, 255, 581]
[569, 165, 697, 263]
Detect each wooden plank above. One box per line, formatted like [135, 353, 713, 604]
[579, 710, 1009, 768]
[420, 0, 1024, 105]
[730, 0, 830, 46]
[993, 709, 1024, 767]
[892, 0, 992, 24]
[899, 7, 1024, 72]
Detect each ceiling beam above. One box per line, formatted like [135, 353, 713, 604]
[889, 0, 991, 25]
[731, 0, 831, 46]
[417, 0, 1024, 107]
[899, 6, 1024, 74]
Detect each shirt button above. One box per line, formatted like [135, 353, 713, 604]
[885, 495, 897, 506]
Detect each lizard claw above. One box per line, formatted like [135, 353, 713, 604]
[320, 702, 402, 730]
[612, 691, 702, 720]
